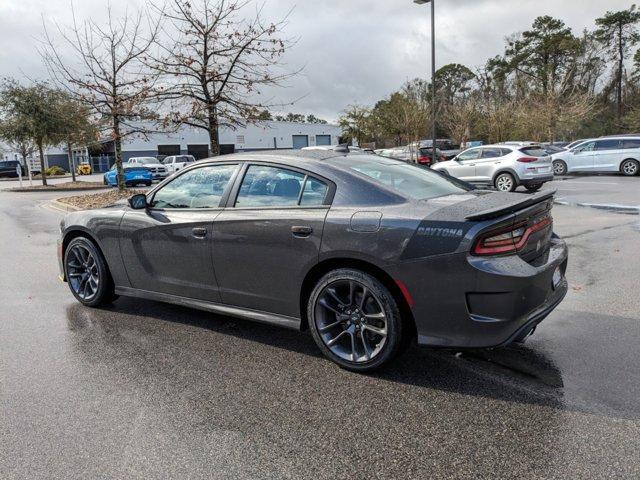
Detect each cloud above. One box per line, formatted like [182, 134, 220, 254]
[0, 0, 633, 121]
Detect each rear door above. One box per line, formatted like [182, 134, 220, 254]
[212, 163, 332, 317]
[119, 163, 240, 302]
[475, 147, 506, 181]
[593, 139, 622, 171]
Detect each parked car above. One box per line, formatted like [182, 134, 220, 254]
[376, 146, 444, 166]
[419, 139, 460, 160]
[432, 144, 553, 192]
[0, 160, 25, 178]
[103, 164, 153, 187]
[127, 156, 169, 180]
[59, 151, 568, 372]
[550, 137, 640, 176]
[162, 154, 197, 173]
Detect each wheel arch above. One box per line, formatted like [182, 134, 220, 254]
[61, 228, 112, 281]
[299, 257, 417, 341]
[491, 168, 520, 185]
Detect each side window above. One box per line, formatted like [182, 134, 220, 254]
[457, 149, 481, 162]
[622, 139, 640, 149]
[300, 177, 328, 206]
[595, 139, 621, 151]
[481, 148, 503, 158]
[501, 148, 513, 156]
[576, 141, 595, 152]
[151, 164, 238, 209]
[236, 165, 305, 207]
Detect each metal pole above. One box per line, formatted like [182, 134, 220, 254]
[431, 0, 437, 166]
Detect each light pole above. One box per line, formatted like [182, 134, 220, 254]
[413, 0, 437, 166]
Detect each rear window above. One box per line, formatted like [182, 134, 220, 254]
[519, 147, 548, 157]
[622, 139, 640, 149]
[336, 156, 469, 200]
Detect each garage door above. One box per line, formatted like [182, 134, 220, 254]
[316, 135, 331, 146]
[292, 135, 309, 149]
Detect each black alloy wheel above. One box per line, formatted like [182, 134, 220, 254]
[64, 237, 116, 307]
[308, 269, 404, 372]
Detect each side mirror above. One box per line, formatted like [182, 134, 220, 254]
[128, 193, 148, 210]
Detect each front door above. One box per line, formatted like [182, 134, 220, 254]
[450, 148, 481, 181]
[213, 163, 330, 317]
[119, 163, 240, 302]
[568, 141, 596, 171]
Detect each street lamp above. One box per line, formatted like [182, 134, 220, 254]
[414, 0, 437, 166]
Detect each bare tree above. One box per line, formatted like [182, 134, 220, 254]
[440, 97, 480, 147]
[40, 4, 161, 190]
[149, 0, 298, 155]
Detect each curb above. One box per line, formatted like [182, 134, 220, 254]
[5, 185, 109, 192]
[554, 199, 640, 215]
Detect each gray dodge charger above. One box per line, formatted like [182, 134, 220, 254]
[58, 150, 568, 372]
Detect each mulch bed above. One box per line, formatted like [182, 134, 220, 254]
[55, 188, 146, 210]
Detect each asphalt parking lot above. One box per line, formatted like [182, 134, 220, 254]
[1, 175, 639, 479]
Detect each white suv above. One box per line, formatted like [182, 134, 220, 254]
[162, 154, 197, 173]
[551, 137, 640, 176]
[431, 144, 553, 192]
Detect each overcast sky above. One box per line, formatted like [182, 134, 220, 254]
[0, 0, 634, 121]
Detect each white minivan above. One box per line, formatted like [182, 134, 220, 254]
[551, 137, 640, 176]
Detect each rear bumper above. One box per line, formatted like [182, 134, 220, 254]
[389, 236, 568, 349]
[519, 174, 554, 186]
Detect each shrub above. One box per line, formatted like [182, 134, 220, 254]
[44, 166, 66, 176]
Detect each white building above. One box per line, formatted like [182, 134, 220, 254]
[43, 120, 342, 172]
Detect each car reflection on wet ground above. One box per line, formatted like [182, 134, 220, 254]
[1, 184, 639, 479]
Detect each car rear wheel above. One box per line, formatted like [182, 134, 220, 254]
[553, 160, 567, 176]
[525, 183, 542, 192]
[494, 173, 516, 192]
[307, 269, 404, 372]
[620, 159, 639, 176]
[64, 237, 116, 307]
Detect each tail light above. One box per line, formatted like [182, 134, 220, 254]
[472, 216, 552, 256]
[517, 156, 538, 163]
[417, 155, 431, 165]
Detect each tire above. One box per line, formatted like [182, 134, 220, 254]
[525, 183, 542, 192]
[553, 160, 568, 176]
[103, 177, 107, 185]
[620, 159, 639, 176]
[494, 172, 516, 192]
[307, 268, 404, 372]
[64, 236, 117, 307]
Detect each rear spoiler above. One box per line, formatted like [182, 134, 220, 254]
[465, 190, 555, 221]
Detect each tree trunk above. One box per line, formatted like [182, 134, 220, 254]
[617, 23, 624, 122]
[67, 141, 77, 182]
[208, 105, 220, 156]
[37, 141, 47, 186]
[113, 116, 125, 191]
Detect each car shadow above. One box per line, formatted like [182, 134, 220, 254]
[66, 296, 565, 411]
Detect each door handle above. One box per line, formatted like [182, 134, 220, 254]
[468, 163, 476, 166]
[291, 225, 313, 237]
[192, 227, 208, 238]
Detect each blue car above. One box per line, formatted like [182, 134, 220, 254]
[103, 164, 153, 187]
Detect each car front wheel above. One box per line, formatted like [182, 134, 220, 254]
[308, 268, 404, 372]
[64, 236, 116, 307]
[494, 172, 516, 192]
[620, 159, 639, 176]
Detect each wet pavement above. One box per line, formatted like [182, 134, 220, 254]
[1, 185, 639, 479]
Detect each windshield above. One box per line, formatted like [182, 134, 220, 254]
[331, 155, 469, 200]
